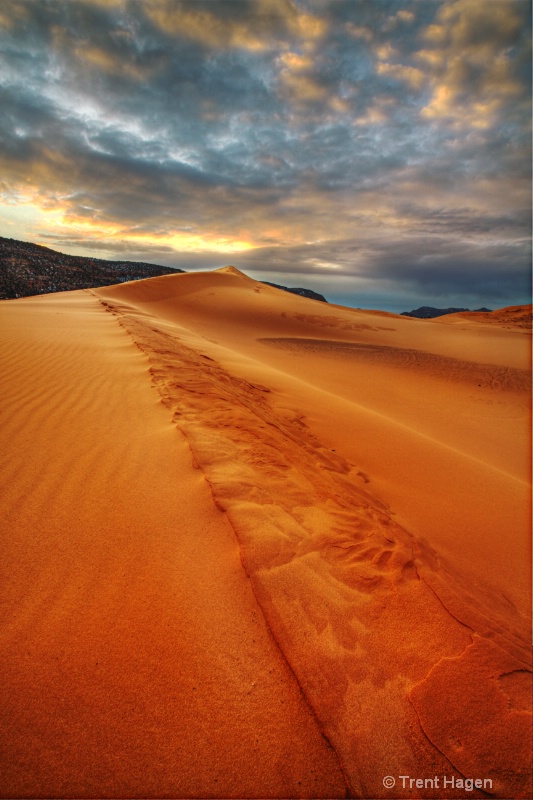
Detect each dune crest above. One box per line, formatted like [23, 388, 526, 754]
[95, 270, 532, 797]
[215, 265, 248, 276]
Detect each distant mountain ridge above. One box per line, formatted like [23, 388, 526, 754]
[261, 281, 327, 303]
[401, 305, 492, 319]
[0, 236, 183, 299]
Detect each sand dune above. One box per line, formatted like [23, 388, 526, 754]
[435, 304, 532, 329]
[1, 268, 531, 798]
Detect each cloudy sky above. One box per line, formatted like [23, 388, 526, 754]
[0, 0, 531, 310]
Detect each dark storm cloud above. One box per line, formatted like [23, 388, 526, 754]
[0, 0, 530, 308]
[228, 232, 531, 310]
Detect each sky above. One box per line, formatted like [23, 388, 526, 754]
[0, 0, 531, 311]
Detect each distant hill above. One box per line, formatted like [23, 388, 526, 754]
[401, 305, 492, 319]
[261, 281, 327, 303]
[0, 237, 183, 300]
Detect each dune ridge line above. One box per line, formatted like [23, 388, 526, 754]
[94, 283, 532, 799]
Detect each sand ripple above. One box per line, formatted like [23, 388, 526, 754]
[258, 337, 531, 392]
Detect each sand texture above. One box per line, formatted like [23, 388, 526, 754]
[1, 269, 531, 799]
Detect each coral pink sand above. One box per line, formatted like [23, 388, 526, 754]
[0, 270, 531, 798]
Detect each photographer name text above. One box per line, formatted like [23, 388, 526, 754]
[382, 774, 493, 791]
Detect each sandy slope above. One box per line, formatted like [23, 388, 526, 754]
[1, 269, 531, 798]
[0, 291, 345, 798]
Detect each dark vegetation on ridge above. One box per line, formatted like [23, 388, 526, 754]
[0, 237, 183, 299]
[261, 281, 327, 303]
[401, 305, 492, 319]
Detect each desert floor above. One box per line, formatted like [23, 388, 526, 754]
[0, 268, 531, 798]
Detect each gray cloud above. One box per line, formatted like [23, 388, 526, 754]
[0, 0, 530, 309]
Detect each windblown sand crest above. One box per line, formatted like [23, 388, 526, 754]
[1, 269, 531, 798]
